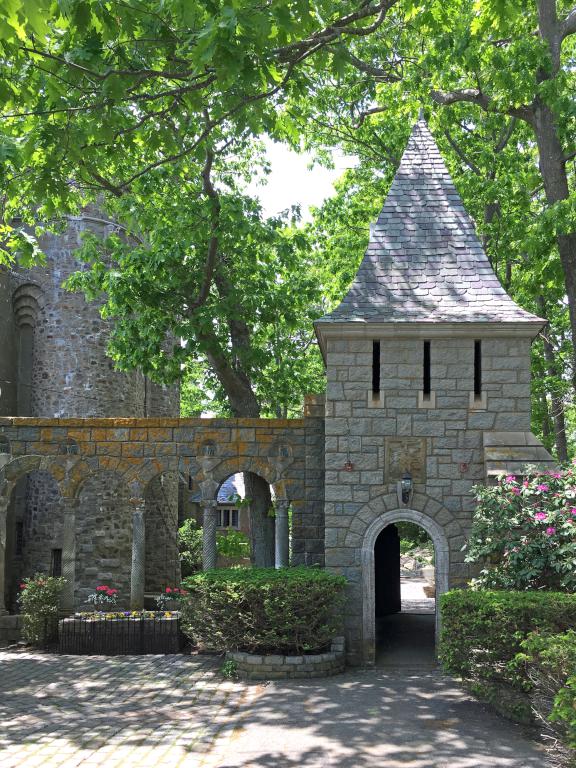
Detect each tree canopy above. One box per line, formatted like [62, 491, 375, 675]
[0, 0, 575, 456]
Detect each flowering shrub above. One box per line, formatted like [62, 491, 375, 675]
[74, 610, 176, 620]
[466, 466, 576, 591]
[18, 573, 66, 645]
[86, 585, 119, 611]
[156, 586, 188, 611]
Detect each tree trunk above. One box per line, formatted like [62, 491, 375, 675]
[201, 332, 276, 566]
[538, 296, 569, 461]
[533, 98, 576, 388]
[244, 472, 275, 568]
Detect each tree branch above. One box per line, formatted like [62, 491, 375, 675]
[560, 6, 576, 40]
[444, 130, 481, 175]
[431, 88, 534, 124]
[186, 143, 220, 314]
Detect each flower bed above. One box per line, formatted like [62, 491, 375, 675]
[59, 611, 183, 655]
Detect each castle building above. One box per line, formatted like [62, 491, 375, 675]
[0, 117, 554, 663]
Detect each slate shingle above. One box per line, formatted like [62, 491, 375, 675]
[317, 118, 543, 325]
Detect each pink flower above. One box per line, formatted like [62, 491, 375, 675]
[511, 487, 521, 495]
[165, 587, 172, 594]
[534, 512, 547, 521]
[546, 527, 556, 536]
[552, 472, 562, 479]
[96, 585, 108, 592]
[536, 484, 549, 492]
[504, 475, 516, 483]
[571, 509, 576, 517]
[19, 583, 26, 590]
[523, 481, 529, 488]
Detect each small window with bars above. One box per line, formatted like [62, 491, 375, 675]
[216, 509, 240, 529]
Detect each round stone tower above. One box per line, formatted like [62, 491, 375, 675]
[2, 214, 180, 611]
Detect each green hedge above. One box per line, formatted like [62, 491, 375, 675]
[518, 631, 576, 752]
[181, 566, 346, 655]
[440, 590, 576, 680]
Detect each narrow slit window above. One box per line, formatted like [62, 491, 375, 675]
[474, 340, 482, 397]
[372, 340, 381, 395]
[423, 341, 431, 396]
[50, 548, 62, 578]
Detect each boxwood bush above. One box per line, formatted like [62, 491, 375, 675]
[180, 566, 346, 655]
[518, 630, 576, 755]
[440, 590, 576, 681]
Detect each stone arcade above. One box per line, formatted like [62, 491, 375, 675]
[0, 117, 555, 664]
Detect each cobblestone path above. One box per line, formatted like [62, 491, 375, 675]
[0, 651, 258, 768]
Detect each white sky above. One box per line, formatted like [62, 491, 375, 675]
[248, 139, 354, 221]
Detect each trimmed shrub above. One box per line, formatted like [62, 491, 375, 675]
[181, 566, 346, 655]
[18, 573, 66, 646]
[440, 590, 576, 683]
[517, 631, 576, 754]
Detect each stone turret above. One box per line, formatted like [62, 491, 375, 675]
[315, 117, 554, 665]
[1, 214, 180, 611]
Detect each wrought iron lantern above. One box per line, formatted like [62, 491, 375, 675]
[401, 471, 413, 504]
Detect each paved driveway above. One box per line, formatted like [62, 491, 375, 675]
[0, 652, 549, 768]
[0, 651, 253, 768]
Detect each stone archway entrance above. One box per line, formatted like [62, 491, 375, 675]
[361, 509, 449, 666]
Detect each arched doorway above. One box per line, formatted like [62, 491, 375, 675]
[362, 509, 449, 666]
[374, 522, 436, 665]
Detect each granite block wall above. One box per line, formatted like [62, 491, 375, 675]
[323, 334, 533, 664]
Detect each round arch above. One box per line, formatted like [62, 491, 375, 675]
[361, 508, 449, 666]
[195, 456, 281, 501]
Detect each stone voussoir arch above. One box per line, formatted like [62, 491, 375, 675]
[345, 490, 454, 666]
[64, 455, 141, 500]
[194, 455, 281, 502]
[125, 457, 181, 498]
[0, 454, 67, 502]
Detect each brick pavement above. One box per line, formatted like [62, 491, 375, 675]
[0, 651, 551, 768]
[0, 651, 259, 768]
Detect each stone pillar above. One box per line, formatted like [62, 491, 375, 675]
[0, 497, 8, 615]
[130, 498, 146, 610]
[60, 497, 76, 614]
[202, 500, 218, 571]
[275, 500, 290, 569]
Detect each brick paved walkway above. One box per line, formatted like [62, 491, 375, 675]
[0, 651, 257, 768]
[0, 651, 550, 768]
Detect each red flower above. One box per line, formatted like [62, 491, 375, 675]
[19, 583, 26, 590]
[96, 585, 108, 592]
[165, 587, 172, 594]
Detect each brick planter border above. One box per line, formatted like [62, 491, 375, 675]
[226, 637, 345, 680]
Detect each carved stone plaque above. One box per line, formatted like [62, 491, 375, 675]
[385, 438, 426, 483]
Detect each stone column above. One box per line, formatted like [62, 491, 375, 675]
[130, 498, 146, 610]
[60, 497, 76, 614]
[202, 500, 218, 571]
[275, 500, 290, 569]
[0, 497, 8, 615]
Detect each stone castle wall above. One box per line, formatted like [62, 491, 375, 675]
[0, 413, 324, 612]
[323, 333, 533, 664]
[1, 215, 180, 611]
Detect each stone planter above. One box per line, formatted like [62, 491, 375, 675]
[59, 614, 183, 655]
[226, 637, 345, 680]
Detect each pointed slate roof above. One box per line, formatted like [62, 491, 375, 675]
[315, 117, 544, 334]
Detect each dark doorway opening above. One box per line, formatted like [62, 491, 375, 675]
[374, 523, 436, 667]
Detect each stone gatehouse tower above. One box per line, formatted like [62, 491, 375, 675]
[0, 117, 555, 664]
[315, 117, 553, 665]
